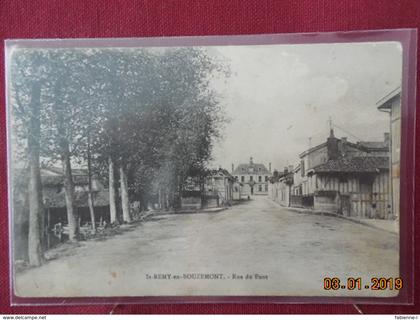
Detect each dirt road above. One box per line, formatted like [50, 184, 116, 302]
[15, 196, 399, 298]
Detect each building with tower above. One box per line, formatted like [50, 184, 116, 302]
[231, 157, 271, 196]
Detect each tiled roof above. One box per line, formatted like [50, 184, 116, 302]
[40, 167, 104, 187]
[312, 156, 389, 173]
[43, 167, 88, 176]
[232, 163, 270, 175]
[43, 188, 110, 208]
[357, 141, 388, 150]
[208, 168, 233, 178]
[14, 167, 109, 209]
[41, 175, 90, 186]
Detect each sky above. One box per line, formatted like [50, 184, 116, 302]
[207, 42, 402, 172]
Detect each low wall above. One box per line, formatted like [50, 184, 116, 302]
[205, 198, 219, 208]
[181, 196, 201, 210]
[290, 195, 303, 207]
[313, 191, 339, 213]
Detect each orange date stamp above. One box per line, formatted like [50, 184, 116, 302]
[323, 277, 403, 290]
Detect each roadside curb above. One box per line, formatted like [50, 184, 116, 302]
[271, 201, 398, 235]
[337, 215, 398, 235]
[149, 207, 229, 216]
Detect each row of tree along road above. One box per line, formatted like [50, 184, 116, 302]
[10, 47, 228, 266]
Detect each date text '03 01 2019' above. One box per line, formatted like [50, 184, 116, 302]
[323, 277, 403, 290]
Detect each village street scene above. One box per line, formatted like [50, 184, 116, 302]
[9, 41, 402, 297]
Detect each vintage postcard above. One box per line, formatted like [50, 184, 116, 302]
[6, 34, 406, 300]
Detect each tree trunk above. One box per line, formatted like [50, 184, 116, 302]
[119, 164, 131, 223]
[55, 98, 78, 241]
[109, 156, 118, 224]
[87, 134, 96, 234]
[158, 188, 162, 210]
[87, 193, 95, 233]
[27, 82, 44, 266]
[139, 193, 146, 212]
[165, 190, 170, 210]
[61, 142, 78, 241]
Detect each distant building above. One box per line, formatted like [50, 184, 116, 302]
[12, 166, 110, 260]
[232, 158, 271, 196]
[377, 87, 401, 219]
[181, 168, 238, 210]
[232, 180, 243, 201]
[268, 166, 294, 207]
[40, 167, 110, 227]
[204, 168, 236, 206]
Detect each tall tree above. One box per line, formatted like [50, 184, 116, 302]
[10, 50, 47, 265]
[10, 46, 229, 255]
[26, 81, 44, 265]
[145, 48, 228, 208]
[91, 49, 156, 221]
[42, 51, 86, 241]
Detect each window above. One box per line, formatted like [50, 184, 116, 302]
[265, 184, 268, 192]
[258, 167, 262, 172]
[258, 176, 262, 182]
[338, 175, 348, 183]
[235, 176, 238, 180]
[360, 176, 373, 193]
[241, 176, 245, 182]
[258, 185, 262, 191]
[265, 176, 268, 181]
[249, 176, 253, 181]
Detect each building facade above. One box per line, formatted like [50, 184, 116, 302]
[268, 167, 294, 207]
[232, 158, 271, 196]
[181, 168, 238, 209]
[204, 168, 235, 206]
[377, 88, 401, 219]
[269, 129, 392, 219]
[309, 156, 390, 218]
[12, 167, 110, 260]
[40, 167, 110, 227]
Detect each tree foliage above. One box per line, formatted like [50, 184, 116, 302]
[10, 45, 228, 260]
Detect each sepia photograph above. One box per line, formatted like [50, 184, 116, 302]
[6, 38, 402, 298]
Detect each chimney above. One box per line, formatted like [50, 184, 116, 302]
[250, 157, 253, 165]
[269, 162, 272, 172]
[384, 132, 390, 146]
[231, 163, 234, 173]
[288, 165, 294, 173]
[327, 130, 339, 160]
[284, 166, 288, 174]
